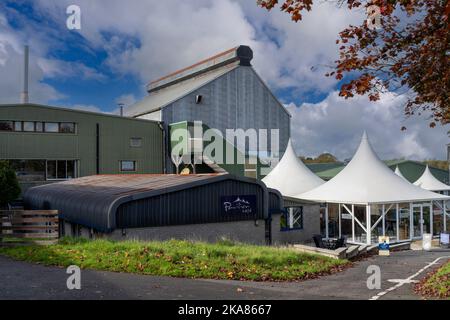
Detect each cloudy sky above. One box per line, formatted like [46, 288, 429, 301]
[0, 0, 448, 160]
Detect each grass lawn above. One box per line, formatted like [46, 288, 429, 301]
[415, 260, 450, 299]
[0, 237, 349, 281]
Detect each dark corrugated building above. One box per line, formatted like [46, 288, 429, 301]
[25, 174, 287, 245]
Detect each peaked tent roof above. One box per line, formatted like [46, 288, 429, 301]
[262, 140, 324, 197]
[296, 132, 449, 204]
[394, 166, 408, 181]
[414, 165, 450, 191]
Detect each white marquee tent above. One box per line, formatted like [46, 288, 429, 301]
[414, 165, 450, 193]
[296, 132, 449, 245]
[262, 139, 324, 197]
[394, 166, 408, 181]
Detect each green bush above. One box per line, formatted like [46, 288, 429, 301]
[0, 160, 21, 207]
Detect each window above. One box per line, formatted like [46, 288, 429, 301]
[120, 161, 136, 172]
[35, 122, 43, 132]
[23, 121, 35, 132]
[44, 122, 59, 132]
[244, 157, 257, 179]
[281, 206, 303, 231]
[14, 121, 22, 131]
[46, 160, 77, 180]
[0, 121, 13, 131]
[130, 137, 142, 148]
[46, 160, 57, 179]
[59, 122, 75, 133]
[10, 160, 46, 182]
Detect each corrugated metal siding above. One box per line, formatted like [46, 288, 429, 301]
[24, 174, 278, 232]
[162, 66, 290, 174]
[116, 179, 266, 228]
[0, 104, 163, 176]
[268, 189, 283, 212]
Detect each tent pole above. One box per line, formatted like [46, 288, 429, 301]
[351, 205, 355, 243]
[366, 204, 371, 245]
[396, 203, 399, 242]
[382, 204, 385, 236]
[325, 203, 329, 239]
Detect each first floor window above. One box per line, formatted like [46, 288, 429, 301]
[120, 160, 136, 172]
[0, 121, 13, 131]
[281, 206, 303, 231]
[44, 122, 59, 133]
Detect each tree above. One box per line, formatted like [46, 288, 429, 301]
[0, 160, 21, 207]
[257, 0, 450, 127]
[300, 152, 339, 163]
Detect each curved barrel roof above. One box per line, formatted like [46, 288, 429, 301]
[262, 139, 324, 197]
[24, 174, 270, 232]
[414, 165, 450, 192]
[296, 132, 450, 204]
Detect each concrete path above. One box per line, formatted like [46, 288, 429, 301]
[0, 250, 448, 300]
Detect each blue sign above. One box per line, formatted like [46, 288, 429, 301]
[221, 195, 257, 215]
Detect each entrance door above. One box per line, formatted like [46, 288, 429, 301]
[412, 204, 433, 238]
[412, 205, 422, 238]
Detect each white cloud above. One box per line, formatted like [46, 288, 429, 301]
[32, 0, 364, 95]
[286, 91, 449, 160]
[115, 94, 137, 108]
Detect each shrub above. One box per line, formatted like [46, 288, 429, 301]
[0, 160, 21, 207]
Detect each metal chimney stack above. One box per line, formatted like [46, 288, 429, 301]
[20, 45, 29, 104]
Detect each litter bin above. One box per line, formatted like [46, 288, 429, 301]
[422, 233, 432, 251]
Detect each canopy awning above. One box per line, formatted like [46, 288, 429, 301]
[296, 132, 450, 204]
[262, 139, 324, 197]
[414, 165, 450, 192]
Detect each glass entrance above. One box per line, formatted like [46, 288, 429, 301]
[412, 203, 433, 238]
[412, 206, 421, 238]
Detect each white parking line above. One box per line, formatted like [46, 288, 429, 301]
[369, 255, 450, 300]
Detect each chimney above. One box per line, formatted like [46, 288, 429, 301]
[118, 103, 124, 116]
[20, 45, 29, 104]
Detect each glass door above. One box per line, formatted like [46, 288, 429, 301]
[422, 205, 431, 234]
[412, 205, 422, 238]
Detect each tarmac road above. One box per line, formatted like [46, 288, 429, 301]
[0, 250, 448, 300]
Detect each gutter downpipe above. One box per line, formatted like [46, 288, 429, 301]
[158, 122, 167, 174]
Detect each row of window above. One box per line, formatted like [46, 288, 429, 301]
[0, 121, 76, 134]
[10, 159, 77, 181]
[9, 159, 138, 181]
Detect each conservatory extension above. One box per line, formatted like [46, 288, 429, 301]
[297, 133, 450, 245]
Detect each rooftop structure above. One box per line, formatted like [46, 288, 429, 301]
[296, 132, 449, 245]
[414, 165, 450, 193]
[262, 139, 324, 197]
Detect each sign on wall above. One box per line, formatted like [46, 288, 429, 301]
[221, 195, 257, 215]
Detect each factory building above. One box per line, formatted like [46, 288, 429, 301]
[0, 104, 163, 194]
[126, 45, 291, 177]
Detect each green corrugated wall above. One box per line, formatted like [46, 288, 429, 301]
[0, 104, 163, 176]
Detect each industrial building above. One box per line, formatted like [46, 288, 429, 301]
[0, 103, 163, 194]
[126, 45, 291, 177]
[24, 173, 317, 245]
[1, 45, 290, 192]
